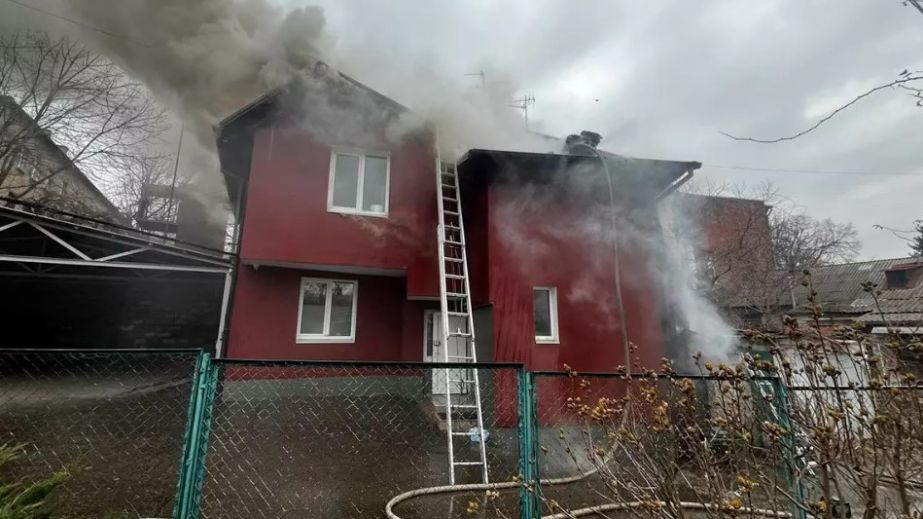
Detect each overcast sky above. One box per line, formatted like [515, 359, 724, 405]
[290, 0, 923, 260]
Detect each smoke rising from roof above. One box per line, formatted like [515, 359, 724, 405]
[29, 0, 551, 216]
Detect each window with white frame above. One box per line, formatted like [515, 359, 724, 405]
[297, 278, 358, 343]
[533, 287, 559, 343]
[327, 150, 390, 216]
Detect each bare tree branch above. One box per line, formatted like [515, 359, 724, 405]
[0, 30, 166, 219]
[721, 72, 923, 143]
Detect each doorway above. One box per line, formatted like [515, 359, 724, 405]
[423, 310, 471, 396]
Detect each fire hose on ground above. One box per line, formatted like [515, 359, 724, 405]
[385, 438, 792, 519]
[384, 475, 793, 519]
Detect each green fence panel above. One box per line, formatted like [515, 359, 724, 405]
[195, 361, 523, 519]
[0, 349, 201, 519]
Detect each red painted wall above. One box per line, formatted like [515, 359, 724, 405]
[239, 124, 439, 298]
[485, 177, 667, 373]
[226, 266, 433, 361]
[229, 118, 669, 369]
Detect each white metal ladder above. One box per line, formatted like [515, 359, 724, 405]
[435, 159, 489, 484]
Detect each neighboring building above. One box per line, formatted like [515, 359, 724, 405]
[0, 96, 123, 223]
[216, 72, 700, 373]
[662, 193, 777, 328]
[789, 257, 923, 332]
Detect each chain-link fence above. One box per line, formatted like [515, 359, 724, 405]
[0, 349, 202, 519]
[195, 361, 524, 519]
[24, 349, 916, 519]
[529, 371, 791, 517]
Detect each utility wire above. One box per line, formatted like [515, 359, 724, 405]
[706, 164, 923, 177]
[3, 0, 152, 47]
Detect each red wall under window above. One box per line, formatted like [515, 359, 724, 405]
[226, 266, 432, 361]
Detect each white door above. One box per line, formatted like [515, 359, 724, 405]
[425, 311, 469, 395]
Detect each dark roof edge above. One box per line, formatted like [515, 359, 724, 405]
[459, 147, 701, 170]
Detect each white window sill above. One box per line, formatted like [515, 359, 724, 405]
[328, 206, 388, 218]
[296, 336, 356, 344]
[535, 337, 559, 345]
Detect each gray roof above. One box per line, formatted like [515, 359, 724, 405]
[792, 257, 923, 323]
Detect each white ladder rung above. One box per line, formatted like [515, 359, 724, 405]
[436, 157, 488, 486]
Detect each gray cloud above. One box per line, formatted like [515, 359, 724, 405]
[305, 0, 922, 258]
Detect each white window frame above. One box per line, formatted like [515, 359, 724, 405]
[326, 149, 390, 217]
[295, 277, 359, 344]
[533, 286, 559, 344]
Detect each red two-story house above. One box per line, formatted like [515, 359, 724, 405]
[216, 71, 700, 373]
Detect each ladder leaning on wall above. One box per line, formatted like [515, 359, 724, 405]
[435, 159, 490, 485]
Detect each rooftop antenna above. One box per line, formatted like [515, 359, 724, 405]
[464, 70, 486, 87]
[166, 122, 184, 223]
[510, 93, 536, 123]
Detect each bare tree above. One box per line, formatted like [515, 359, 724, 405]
[674, 182, 860, 327]
[771, 213, 861, 274]
[0, 30, 165, 212]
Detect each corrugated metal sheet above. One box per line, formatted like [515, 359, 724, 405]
[792, 257, 923, 323]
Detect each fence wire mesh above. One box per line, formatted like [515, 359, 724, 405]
[786, 385, 923, 517]
[198, 361, 522, 519]
[530, 372, 790, 517]
[0, 349, 200, 519]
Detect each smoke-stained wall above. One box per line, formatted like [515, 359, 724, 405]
[474, 158, 670, 373]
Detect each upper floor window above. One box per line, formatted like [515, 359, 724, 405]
[297, 277, 358, 343]
[327, 150, 389, 217]
[533, 286, 559, 344]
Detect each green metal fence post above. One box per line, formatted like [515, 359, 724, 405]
[173, 352, 219, 519]
[772, 377, 806, 519]
[518, 369, 536, 519]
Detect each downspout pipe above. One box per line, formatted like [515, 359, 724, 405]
[569, 143, 632, 375]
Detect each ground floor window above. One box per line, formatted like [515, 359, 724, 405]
[297, 277, 358, 343]
[533, 286, 559, 344]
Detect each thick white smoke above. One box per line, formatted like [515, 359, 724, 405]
[658, 193, 739, 365]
